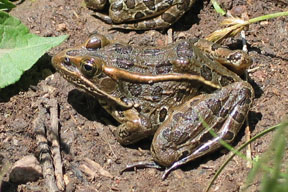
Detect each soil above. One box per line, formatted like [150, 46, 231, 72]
[1, 0, 288, 191]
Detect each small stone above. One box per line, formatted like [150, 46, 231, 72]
[9, 155, 42, 184]
[10, 118, 28, 133]
[56, 23, 67, 32]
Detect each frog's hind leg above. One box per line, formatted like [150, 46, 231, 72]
[151, 81, 254, 179]
[111, 3, 192, 30]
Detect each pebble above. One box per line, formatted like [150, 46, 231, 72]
[9, 155, 42, 184]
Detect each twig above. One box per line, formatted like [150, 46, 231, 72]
[245, 124, 252, 168]
[167, 28, 173, 44]
[33, 99, 59, 192]
[241, 30, 248, 52]
[81, 158, 113, 179]
[241, 29, 252, 169]
[49, 99, 65, 191]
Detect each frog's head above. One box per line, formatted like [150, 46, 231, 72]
[52, 34, 119, 100]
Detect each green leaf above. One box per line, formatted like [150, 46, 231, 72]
[0, 0, 16, 11]
[0, 11, 68, 88]
[211, 0, 226, 16]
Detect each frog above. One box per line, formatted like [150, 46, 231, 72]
[52, 34, 254, 178]
[84, 0, 196, 30]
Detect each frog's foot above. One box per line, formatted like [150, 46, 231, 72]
[193, 39, 253, 74]
[120, 161, 162, 175]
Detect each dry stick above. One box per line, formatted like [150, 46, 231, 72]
[241, 30, 252, 169]
[167, 28, 173, 44]
[33, 100, 59, 192]
[49, 99, 65, 191]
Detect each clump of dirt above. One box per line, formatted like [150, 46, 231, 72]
[1, 0, 288, 191]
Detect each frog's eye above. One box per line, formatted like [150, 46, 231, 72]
[85, 34, 110, 50]
[80, 58, 102, 77]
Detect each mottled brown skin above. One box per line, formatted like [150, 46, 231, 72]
[52, 34, 254, 178]
[85, 0, 196, 30]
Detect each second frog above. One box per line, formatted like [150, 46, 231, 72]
[85, 0, 197, 30]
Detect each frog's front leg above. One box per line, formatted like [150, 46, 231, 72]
[110, 108, 156, 145]
[151, 81, 254, 179]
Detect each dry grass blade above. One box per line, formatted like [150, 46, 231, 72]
[206, 17, 248, 43]
[82, 158, 114, 179]
[206, 11, 288, 43]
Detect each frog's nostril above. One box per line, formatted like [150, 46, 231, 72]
[63, 57, 71, 66]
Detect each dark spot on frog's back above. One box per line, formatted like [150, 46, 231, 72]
[128, 83, 142, 96]
[220, 75, 234, 86]
[212, 120, 224, 132]
[159, 108, 167, 122]
[116, 58, 134, 69]
[179, 151, 189, 159]
[171, 130, 189, 144]
[232, 110, 245, 123]
[207, 99, 221, 115]
[162, 128, 171, 141]
[176, 89, 186, 102]
[199, 132, 214, 143]
[156, 60, 172, 74]
[177, 41, 194, 58]
[134, 12, 145, 19]
[152, 86, 163, 101]
[189, 97, 201, 107]
[201, 65, 212, 81]
[211, 43, 221, 51]
[113, 44, 133, 54]
[143, 0, 155, 10]
[222, 131, 234, 141]
[125, 0, 135, 9]
[161, 13, 176, 24]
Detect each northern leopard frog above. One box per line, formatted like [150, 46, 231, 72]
[85, 0, 196, 30]
[52, 34, 254, 178]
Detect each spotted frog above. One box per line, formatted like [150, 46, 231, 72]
[85, 0, 196, 30]
[52, 34, 254, 178]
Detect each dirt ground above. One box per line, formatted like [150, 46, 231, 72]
[1, 0, 288, 191]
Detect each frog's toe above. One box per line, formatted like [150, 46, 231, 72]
[120, 161, 161, 175]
